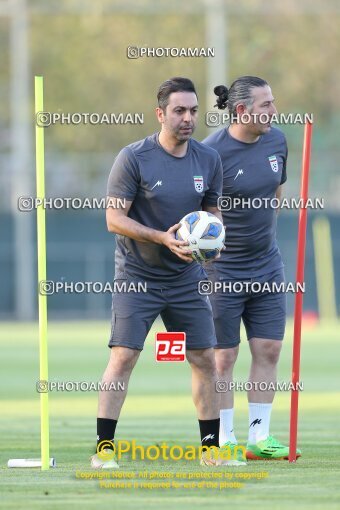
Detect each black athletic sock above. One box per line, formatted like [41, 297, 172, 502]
[96, 418, 117, 452]
[198, 418, 220, 448]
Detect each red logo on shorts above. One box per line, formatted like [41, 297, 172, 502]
[155, 332, 186, 362]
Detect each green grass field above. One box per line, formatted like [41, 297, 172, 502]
[0, 319, 339, 510]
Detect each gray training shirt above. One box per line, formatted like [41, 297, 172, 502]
[202, 126, 287, 278]
[107, 133, 223, 286]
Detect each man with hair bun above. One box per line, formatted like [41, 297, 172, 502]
[203, 76, 301, 461]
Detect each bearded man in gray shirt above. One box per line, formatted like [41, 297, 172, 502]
[91, 77, 246, 468]
[203, 76, 301, 461]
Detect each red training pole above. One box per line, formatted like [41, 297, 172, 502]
[289, 121, 313, 462]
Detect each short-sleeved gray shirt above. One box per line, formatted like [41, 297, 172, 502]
[107, 133, 223, 286]
[202, 126, 288, 278]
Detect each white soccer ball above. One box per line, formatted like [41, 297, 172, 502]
[176, 211, 225, 262]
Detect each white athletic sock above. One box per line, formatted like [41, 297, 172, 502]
[219, 409, 237, 446]
[248, 403, 272, 444]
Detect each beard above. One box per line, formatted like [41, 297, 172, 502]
[172, 123, 195, 142]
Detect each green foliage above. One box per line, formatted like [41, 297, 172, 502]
[1, 3, 340, 204]
[17, 8, 340, 152]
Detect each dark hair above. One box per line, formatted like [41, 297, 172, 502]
[157, 77, 197, 111]
[214, 76, 268, 115]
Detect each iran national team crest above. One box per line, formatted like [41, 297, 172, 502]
[194, 176, 204, 193]
[268, 155, 278, 173]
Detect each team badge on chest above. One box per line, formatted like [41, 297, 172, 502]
[268, 155, 278, 173]
[194, 176, 204, 193]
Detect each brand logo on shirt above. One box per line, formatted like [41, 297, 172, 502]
[151, 180, 162, 190]
[268, 155, 278, 173]
[194, 176, 204, 193]
[234, 169, 244, 180]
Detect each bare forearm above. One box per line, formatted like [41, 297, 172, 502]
[203, 205, 223, 223]
[107, 215, 164, 244]
[276, 186, 283, 215]
[212, 210, 223, 223]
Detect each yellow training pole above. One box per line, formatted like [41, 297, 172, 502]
[34, 76, 50, 470]
[312, 216, 337, 321]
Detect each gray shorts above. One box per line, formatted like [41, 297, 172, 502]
[108, 280, 217, 351]
[208, 268, 287, 348]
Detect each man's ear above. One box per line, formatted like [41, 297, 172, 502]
[235, 103, 247, 116]
[156, 107, 165, 124]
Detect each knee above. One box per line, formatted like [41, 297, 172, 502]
[187, 348, 216, 375]
[264, 342, 282, 365]
[215, 347, 239, 375]
[268, 344, 282, 365]
[251, 340, 282, 366]
[109, 347, 139, 373]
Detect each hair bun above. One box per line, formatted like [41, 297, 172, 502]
[213, 85, 228, 110]
[214, 85, 228, 97]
